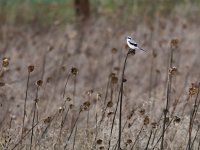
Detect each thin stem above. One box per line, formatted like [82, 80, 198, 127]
[30, 86, 39, 150]
[64, 110, 81, 150]
[118, 50, 130, 150]
[145, 130, 153, 150]
[21, 71, 30, 142]
[63, 72, 71, 99]
[160, 46, 173, 150]
[131, 125, 144, 150]
[72, 125, 78, 150]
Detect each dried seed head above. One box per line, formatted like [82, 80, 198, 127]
[36, 80, 43, 87]
[111, 75, 118, 84]
[2, 58, 9, 67]
[86, 90, 93, 95]
[107, 101, 113, 108]
[0, 82, 5, 87]
[170, 38, 179, 48]
[151, 122, 157, 129]
[59, 106, 64, 113]
[111, 48, 117, 54]
[189, 83, 198, 96]
[97, 139, 103, 145]
[69, 104, 74, 109]
[71, 67, 78, 76]
[169, 67, 177, 75]
[139, 109, 145, 116]
[143, 116, 150, 125]
[44, 116, 51, 124]
[126, 139, 132, 144]
[66, 97, 72, 101]
[34, 98, 39, 103]
[173, 116, 181, 124]
[99, 146, 105, 150]
[28, 65, 34, 73]
[107, 111, 114, 117]
[128, 49, 136, 55]
[123, 78, 127, 82]
[81, 101, 91, 111]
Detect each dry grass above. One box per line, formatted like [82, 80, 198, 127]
[0, 4, 200, 150]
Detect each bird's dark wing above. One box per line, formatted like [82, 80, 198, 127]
[128, 41, 137, 47]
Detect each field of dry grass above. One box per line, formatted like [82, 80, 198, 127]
[0, 2, 200, 150]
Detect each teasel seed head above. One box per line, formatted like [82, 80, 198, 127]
[28, 65, 34, 73]
[2, 58, 9, 67]
[71, 67, 78, 76]
[36, 80, 43, 87]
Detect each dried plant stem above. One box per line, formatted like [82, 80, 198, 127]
[160, 46, 173, 150]
[131, 125, 144, 150]
[30, 86, 39, 150]
[151, 113, 163, 145]
[191, 125, 200, 149]
[152, 117, 173, 150]
[21, 71, 31, 143]
[187, 83, 200, 150]
[145, 129, 153, 150]
[72, 125, 78, 150]
[63, 72, 71, 99]
[64, 110, 81, 150]
[112, 120, 128, 150]
[118, 50, 130, 150]
[12, 120, 41, 150]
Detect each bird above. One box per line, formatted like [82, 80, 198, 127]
[126, 36, 146, 52]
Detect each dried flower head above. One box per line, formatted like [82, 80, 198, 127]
[36, 80, 43, 87]
[189, 83, 198, 96]
[169, 66, 177, 75]
[107, 111, 114, 117]
[59, 106, 64, 113]
[28, 65, 34, 73]
[111, 48, 117, 54]
[139, 109, 145, 116]
[173, 116, 181, 124]
[97, 139, 103, 145]
[143, 116, 150, 125]
[69, 104, 74, 109]
[86, 90, 94, 95]
[151, 122, 157, 129]
[0, 82, 5, 87]
[128, 49, 136, 55]
[44, 116, 51, 124]
[34, 98, 39, 103]
[126, 139, 132, 144]
[170, 38, 179, 48]
[123, 78, 127, 82]
[80, 101, 90, 111]
[2, 58, 9, 67]
[99, 146, 105, 150]
[66, 97, 72, 101]
[71, 67, 78, 76]
[107, 101, 113, 108]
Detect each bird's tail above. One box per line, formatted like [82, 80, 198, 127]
[138, 47, 147, 52]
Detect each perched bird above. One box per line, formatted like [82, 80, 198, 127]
[126, 36, 146, 52]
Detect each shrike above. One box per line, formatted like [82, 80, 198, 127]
[126, 36, 146, 52]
